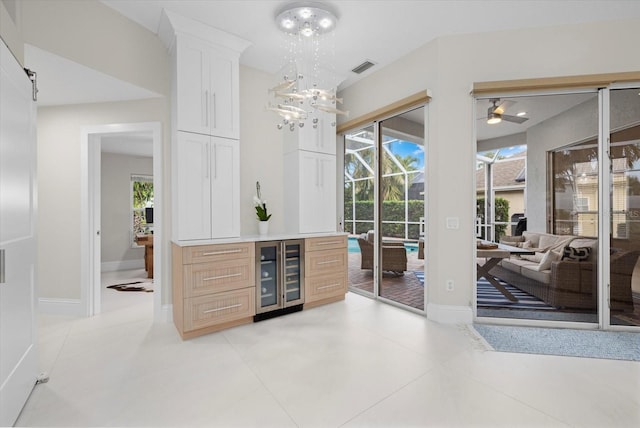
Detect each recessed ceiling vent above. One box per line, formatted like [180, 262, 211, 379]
[351, 60, 376, 74]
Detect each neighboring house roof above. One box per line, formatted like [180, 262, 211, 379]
[477, 156, 526, 191]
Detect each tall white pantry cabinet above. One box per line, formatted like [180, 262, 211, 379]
[160, 11, 251, 241]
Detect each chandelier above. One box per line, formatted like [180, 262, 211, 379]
[268, 2, 348, 131]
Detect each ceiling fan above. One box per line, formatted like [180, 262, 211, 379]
[483, 98, 528, 125]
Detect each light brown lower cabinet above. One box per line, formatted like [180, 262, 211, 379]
[172, 235, 347, 339]
[172, 242, 255, 339]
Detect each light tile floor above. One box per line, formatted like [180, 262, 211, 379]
[16, 271, 640, 427]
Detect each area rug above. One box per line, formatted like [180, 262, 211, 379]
[413, 270, 424, 285]
[476, 278, 554, 310]
[107, 280, 153, 292]
[473, 324, 640, 361]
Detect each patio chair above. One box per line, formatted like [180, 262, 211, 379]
[357, 231, 407, 275]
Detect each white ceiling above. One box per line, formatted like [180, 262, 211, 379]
[101, 133, 154, 157]
[21, 1, 640, 150]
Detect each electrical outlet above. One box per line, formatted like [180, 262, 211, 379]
[446, 280, 454, 292]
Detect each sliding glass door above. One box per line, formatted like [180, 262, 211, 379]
[344, 106, 426, 311]
[475, 87, 640, 330]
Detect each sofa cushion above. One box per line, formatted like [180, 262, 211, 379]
[501, 258, 538, 274]
[521, 265, 552, 284]
[521, 252, 545, 263]
[522, 231, 540, 247]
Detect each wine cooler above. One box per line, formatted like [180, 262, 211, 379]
[255, 240, 305, 320]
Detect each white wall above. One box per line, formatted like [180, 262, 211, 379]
[339, 18, 640, 319]
[37, 99, 169, 300]
[238, 65, 285, 235]
[101, 152, 152, 267]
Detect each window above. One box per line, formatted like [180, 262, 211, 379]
[131, 175, 153, 246]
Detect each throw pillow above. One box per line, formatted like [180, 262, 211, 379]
[536, 249, 561, 271]
[562, 246, 592, 261]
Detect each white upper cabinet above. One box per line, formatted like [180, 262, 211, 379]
[176, 34, 240, 139]
[283, 114, 337, 155]
[284, 150, 336, 234]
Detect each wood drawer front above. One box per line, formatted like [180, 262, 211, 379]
[184, 259, 254, 297]
[305, 236, 347, 252]
[305, 248, 347, 277]
[183, 242, 253, 264]
[306, 273, 347, 302]
[184, 288, 255, 332]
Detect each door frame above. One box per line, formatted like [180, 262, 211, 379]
[80, 122, 163, 320]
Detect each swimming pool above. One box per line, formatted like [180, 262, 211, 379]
[347, 236, 418, 253]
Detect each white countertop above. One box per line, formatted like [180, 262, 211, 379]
[172, 231, 348, 247]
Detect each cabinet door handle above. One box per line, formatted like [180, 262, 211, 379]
[317, 259, 339, 265]
[202, 249, 243, 256]
[203, 272, 242, 281]
[204, 90, 209, 127]
[316, 241, 339, 246]
[213, 144, 217, 179]
[0, 249, 5, 284]
[317, 283, 341, 290]
[203, 303, 242, 314]
[211, 92, 216, 129]
[204, 144, 210, 179]
[315, 159, 320, 187]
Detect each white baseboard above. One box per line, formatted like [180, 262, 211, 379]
[426, 303, 473, 324]
[158, 304, 173, 323]
[38, 298, 84, 317]
[101, 259, 145, 272]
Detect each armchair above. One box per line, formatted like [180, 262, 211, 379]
[357, 231, 407, 275]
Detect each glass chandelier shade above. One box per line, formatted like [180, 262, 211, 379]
[268, 2, 348, 131]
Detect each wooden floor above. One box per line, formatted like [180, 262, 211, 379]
[348, 251, 425, 310]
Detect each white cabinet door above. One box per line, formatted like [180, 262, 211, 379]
[175, 133, 240, 241]
[176, 35, 210, 136]
[210, 137, 239, 238]
[285, 114, 337, 155]
[298, 151, 336, 233]
[176, 35, 240, 139]
[176, 132, 212, 240]
[209, 48, 239, 139]
[0, 41, 38, 427]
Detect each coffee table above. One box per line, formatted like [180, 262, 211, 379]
[477, 243, 534, 302]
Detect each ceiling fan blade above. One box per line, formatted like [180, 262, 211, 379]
[501, 114, 528, 124]
[494, 100, 515, 115]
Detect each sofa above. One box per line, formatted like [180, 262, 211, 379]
[489, 231, 636, 312]
[357, 231, 407, 274]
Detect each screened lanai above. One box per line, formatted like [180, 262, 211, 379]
[344, 128, 425, 241]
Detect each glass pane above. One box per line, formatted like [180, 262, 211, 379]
[379, 106, 425, 310]
[258, 245, 279, 310]
[609, 88, 640, 327]
[284, 243, 302, 303]
[476, 92, 599, 324]
[345, 125, 375, 297]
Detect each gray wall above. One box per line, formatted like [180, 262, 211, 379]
[101, 152, 153, 270]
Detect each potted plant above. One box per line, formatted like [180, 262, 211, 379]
[254, 181, 271, 234]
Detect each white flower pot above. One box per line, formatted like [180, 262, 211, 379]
[258, 220, 269, 235]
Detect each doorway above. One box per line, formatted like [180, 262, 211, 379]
[80, 122, 163, 320]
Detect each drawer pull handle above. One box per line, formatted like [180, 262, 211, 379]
[317, 259, 339, 265]
[203, 303, 242, 314]
[203, 273, 242, 281]
[316, 241, 339, 246]
[202, 249, 243, 256]
[318, 283, 341, 290]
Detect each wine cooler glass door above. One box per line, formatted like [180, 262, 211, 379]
[283, 240, 304, 307]
[257, 243, 280, 313]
